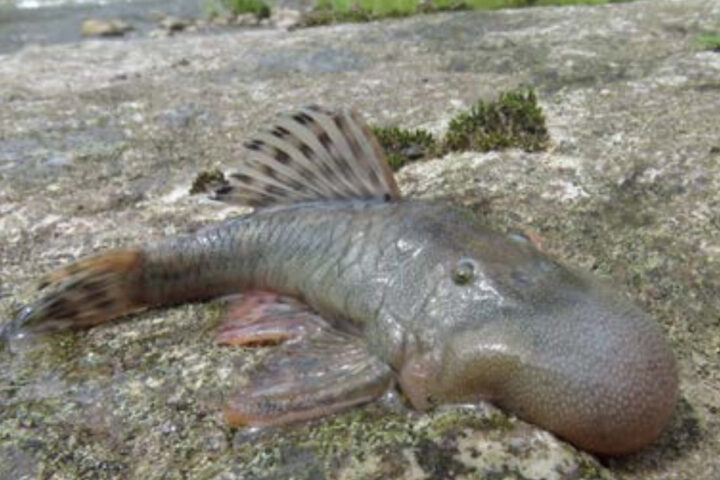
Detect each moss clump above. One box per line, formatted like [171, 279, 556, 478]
[697, 33, 720, 52]
[443, 88, 549, 153]
[189, 168, 227, 195]
[298, 9, 373, 28]
[372, 126, 439, 171]
[370, 88, 550, 170]
[425, 408, 515, 435]
[204, 0, 270, 20]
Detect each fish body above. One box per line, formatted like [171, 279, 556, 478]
[3, 106, 678, 456]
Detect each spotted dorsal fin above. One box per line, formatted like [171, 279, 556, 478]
[213, 105, 401, 207]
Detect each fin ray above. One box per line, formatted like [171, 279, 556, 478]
[215, 292, 325, 346]
[224, 330, 392, 426]
[2, 249, 146, 338]
[217, 291, 393, 426]
[214, 105, 401, 207]
[274, 115, 361, 196]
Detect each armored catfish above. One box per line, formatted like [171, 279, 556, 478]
[2, 105, 677, 455]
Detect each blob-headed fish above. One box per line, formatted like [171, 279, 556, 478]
[2, 105, 677, 455]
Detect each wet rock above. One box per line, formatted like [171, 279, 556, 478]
[255, 46, 368, 73]
[81, 18, 132, 37]
[44, 153, 73, 168]
[272, 8, 301, 30]
[148, 28, 169, 39]
[235, 13, 259, 27]
[209, 15, 227, 26]
[159, 16, 191, 33]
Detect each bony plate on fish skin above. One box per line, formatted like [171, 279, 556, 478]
[2, 104, 678, 456]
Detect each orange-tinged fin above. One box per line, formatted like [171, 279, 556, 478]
[224, 333, 392, 427]
[3, 249, 146, 338]
[217, 291, 392, 427]
[216, 292, 326, 346]
[213, 105, 402, 207]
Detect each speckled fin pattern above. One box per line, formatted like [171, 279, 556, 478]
[219, 292, 393, 426]
[2, 249, 146, 340]
[213, 105, 401, 207]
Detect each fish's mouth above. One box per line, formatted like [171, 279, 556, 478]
[436, 290, 678, 455]
[508, 302, 678, 455]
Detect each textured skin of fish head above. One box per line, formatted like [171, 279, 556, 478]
[396, 205, 677, 455]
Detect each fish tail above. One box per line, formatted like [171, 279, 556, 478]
[5, 249, 147, 337]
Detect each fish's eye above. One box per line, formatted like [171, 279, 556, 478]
[451, 258, 477, 285]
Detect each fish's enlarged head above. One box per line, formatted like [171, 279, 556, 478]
[399, 224, 678, 456]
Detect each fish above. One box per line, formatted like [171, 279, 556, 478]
[1, 104, 678, 456]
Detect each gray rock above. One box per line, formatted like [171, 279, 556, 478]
[212, 14, 236, 26]
[271, 8, 301, 30]
[148, 28, 170, 39]
[254, 46, 369, 74]
[81, 18, 133, 37]
[235, 13, 260, 27]
[1, 0, 719, 479]
[159, 15, 191, 32]
[44, 153, 73, 168]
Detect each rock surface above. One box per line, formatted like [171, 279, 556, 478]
[80, 18, 133, 37]
[272, 8, 302, 30]
[1, 0, 719, 478]
[159, 15, 192, 33]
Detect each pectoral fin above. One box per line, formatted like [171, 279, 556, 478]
[215, 292, 325, 346]
[217, 292, 392, 427]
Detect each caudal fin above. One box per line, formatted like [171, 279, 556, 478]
[2, 249, 146, 339]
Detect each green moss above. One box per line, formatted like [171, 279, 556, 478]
[577, 455, 604, 479]
[697, 33, 720, 52]
[442, 88, 549, 153]
[299, 0, 634, 27]
[298, 9, 373, 28]
[370, 88, 549, 171]
[425, 408, 515, 435]
[414, 437, 472, 479]
[204, 0, 270, 20]
[189, 168, 227, 195]
[371, 125, 439, 170]
[299, 3, 418, 28]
